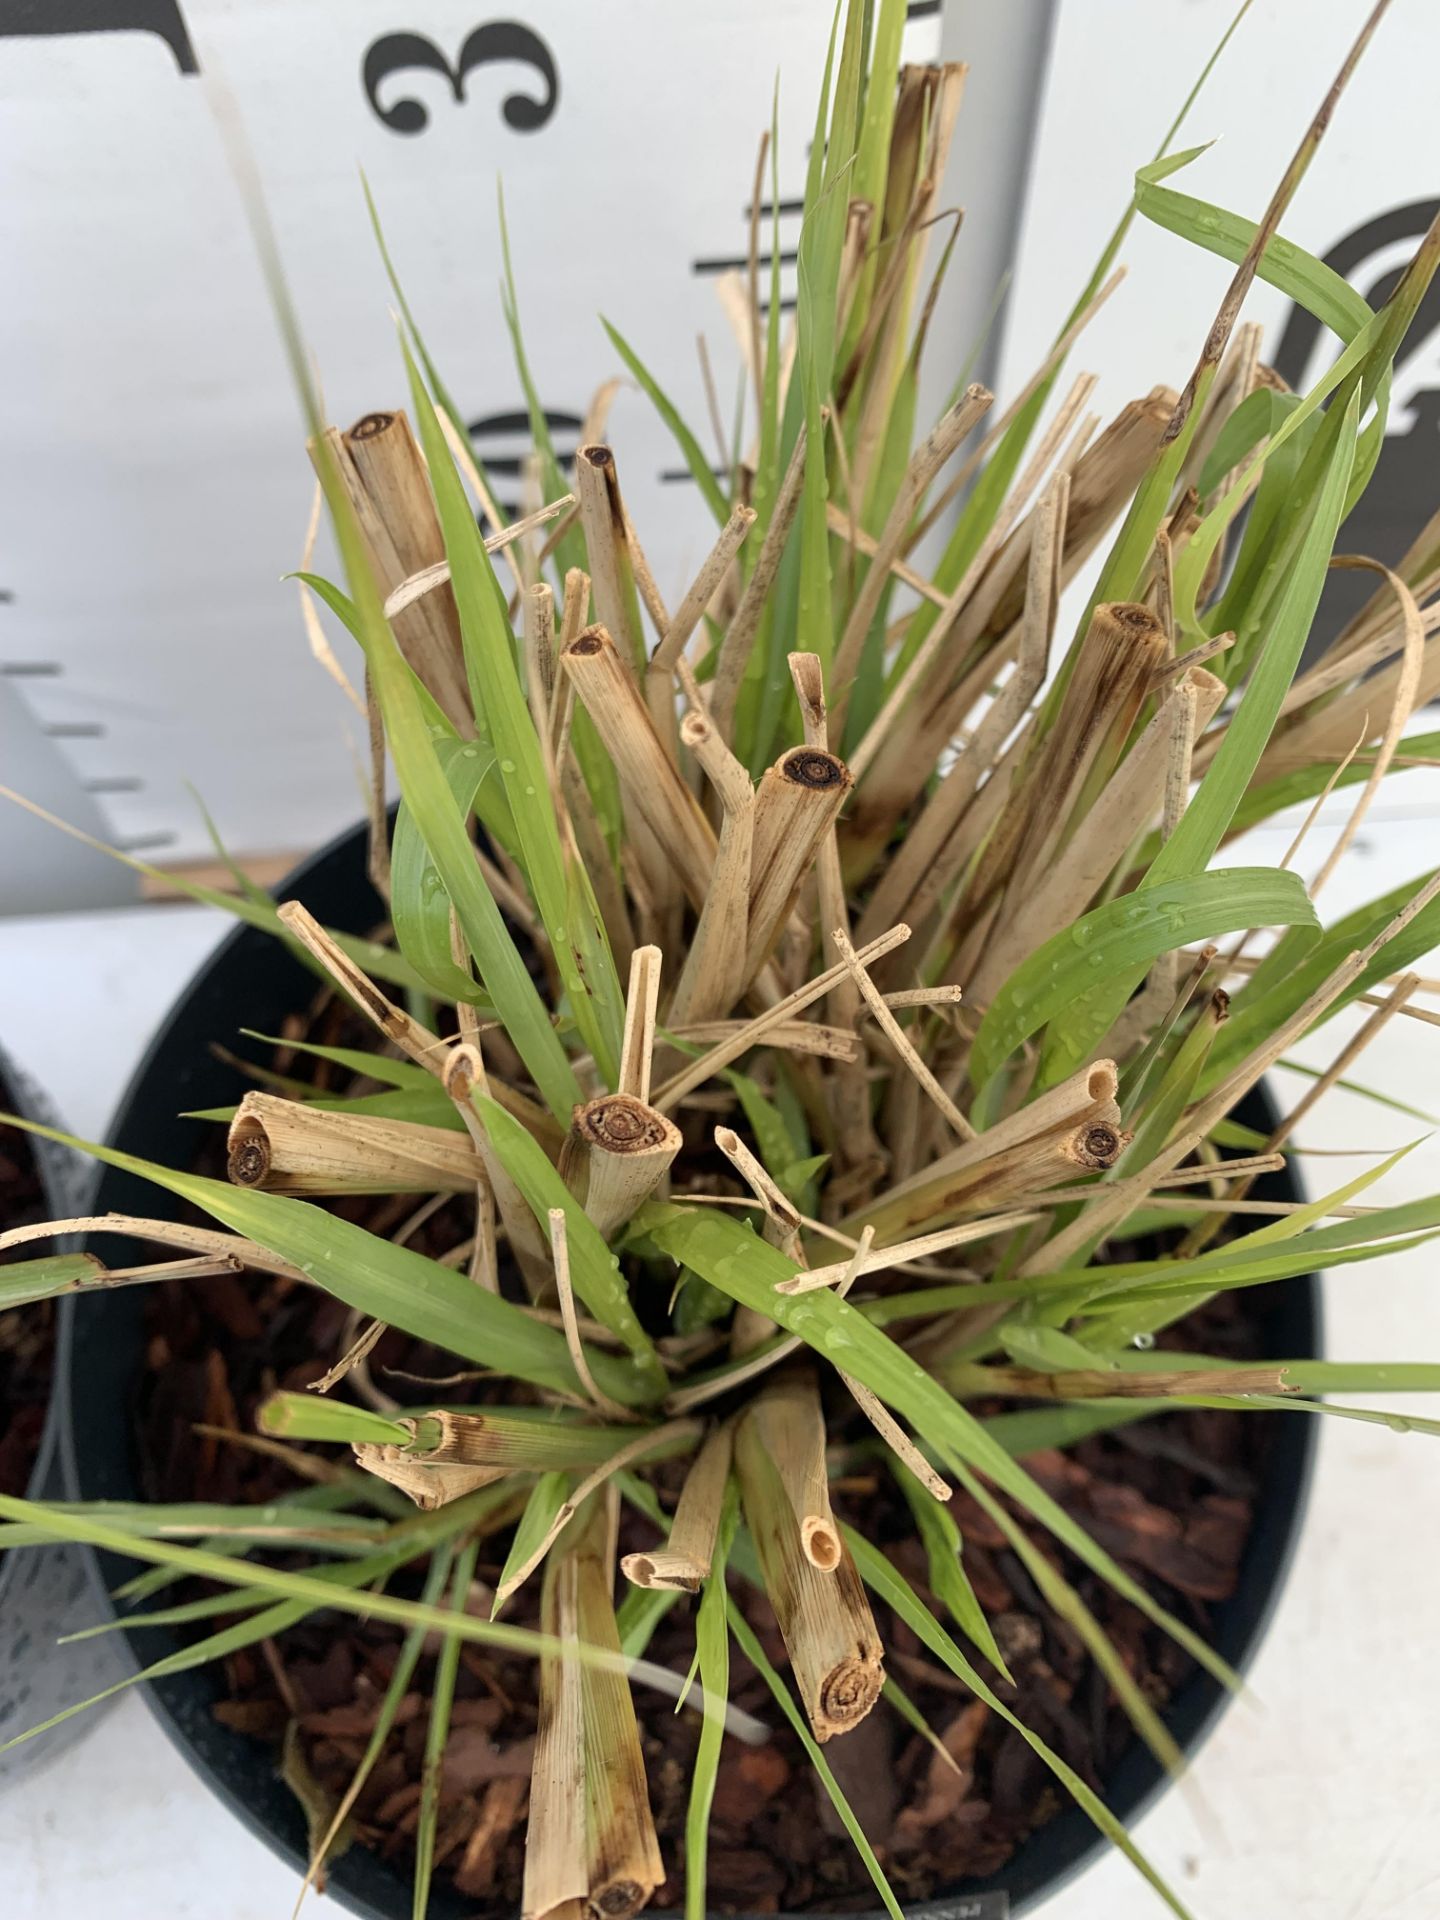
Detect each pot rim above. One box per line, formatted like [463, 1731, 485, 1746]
[62, 814, 1322, 1920]
[0, 1041, 90, 1585]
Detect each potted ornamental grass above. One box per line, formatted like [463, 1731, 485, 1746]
[4, 1, 1440, 1913]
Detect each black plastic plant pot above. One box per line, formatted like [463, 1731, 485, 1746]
[64, 818, 1320, 1918]
[0, 1044, 128, 1787]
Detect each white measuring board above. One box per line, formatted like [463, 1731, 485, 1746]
[0, 1, 946, 869]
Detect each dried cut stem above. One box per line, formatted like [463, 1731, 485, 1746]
[527, 1487, 663, 1920]
[494, 1419, 701, 1609]
[713, 1127, 803, 1261]
[1271, 975, 1419, 1151]
[364, 671, 391, 904]
[779, 1212, 1037, 1295]
[829, 384, 991, 731]
[735, 1386, 884, 1741]
[561, 1094, 683, 1239]
[0, 1212, 303, 1282]
[654, 925, 912, 1111]
[351, 1445, 505, 1512]
[617, 945, 663, 1104]
[670, 1017, 858, 1062]
[839, 1374, 951, 1501]
[296, 479, 366, 715]
[744, 1369, 839, 1571]
[711, 421, 812, 736]
[443, 1045, 553, 1296]
[382, 494, 575, 620]
[321, 412, 473, 733]
[562, 624, 717, 911]
[831, 926, 975, 1142]
[744, 748, 854, 987]
[968, 665, 1225, 1003]
[824, 502, 951, 607]
[645, 504, 756, 731]
[960, 1365, 1294, 1401]
[1308, 558, 1424, 897]
[857, 1060, 1123, 1241]
[669, 706, 756, 1024]
[226, 1092, 482, 1197]
[575, 444, 645, 673]
[620, 1421, 735, 1591]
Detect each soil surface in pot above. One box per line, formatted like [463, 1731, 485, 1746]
[0, 1111, 57, 1500]
[134, 1004, 1277, 1913]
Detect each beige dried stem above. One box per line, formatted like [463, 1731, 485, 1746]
[620, 1420, 735, 1592]
[547, 1207, 635, 1422]
[493, 1419, 701, 1611]
[561, 623, 716, 914]
[383, 494, 577, 622]
[560, 1094, 683, 1241]
[743, 746, 854, 990]
[575, 444, 645, 672]
[225, 1091, 483, 1197]
[713, 1122, 802, 1361]
[617, 944, 663, 1104]
[644, 503, 756, 745]
[668, 706, 755, 1025]
[526, 1486, 663, 1920]
[0, 1211, 304, 1283]
[350, 1444, 504, 1512]
[315, 411, 473, 733]
[832, 925, 975, 1144]
[858, 467, 1069, 951]
[710, 420, 812, 736]
[734, 1380, 884, 1742]
[653, 923, 912, 1112]
[442, 1044, 553, 1297]
[827, 382, 992, 730]
[857, 1059, 1125, 1243]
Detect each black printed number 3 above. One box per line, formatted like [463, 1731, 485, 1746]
[363, 23, 558, 135]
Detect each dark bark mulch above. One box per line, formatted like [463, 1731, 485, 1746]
[138, 1249, 1268, 1913]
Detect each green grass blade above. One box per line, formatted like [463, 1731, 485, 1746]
[1, 1113, 645, 1408]
[390, 738, 506, 1001]
[967, 867, 1318, 1092]
[1048, 383, 1361, 1068]
[493, 1471, 569, 1612]
[638, 1201, 1242, 1690]
[615, 1583, 682, 1659]
[257, 1394, 413, 1447]
[237, 1033, 439, 1091]
[0, 1253, 102, 1306]
[888, 1458, 1010, 1680]
[306, 1544, 457, 1907]
[0, 1490, 689, 1698]
[401, 339, 625, 1086]
[413, 1538, 477, 1920]
[601, 319, 728, 524]
[684, 1483, 738, 1920]
[946, 1456, 1184, 1778]
[474, 1094, 667, 1395]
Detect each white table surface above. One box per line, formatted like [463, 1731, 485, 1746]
[2, 820, 1439, 1919]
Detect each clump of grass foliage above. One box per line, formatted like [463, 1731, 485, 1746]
[5, 2, 1440, 1915]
